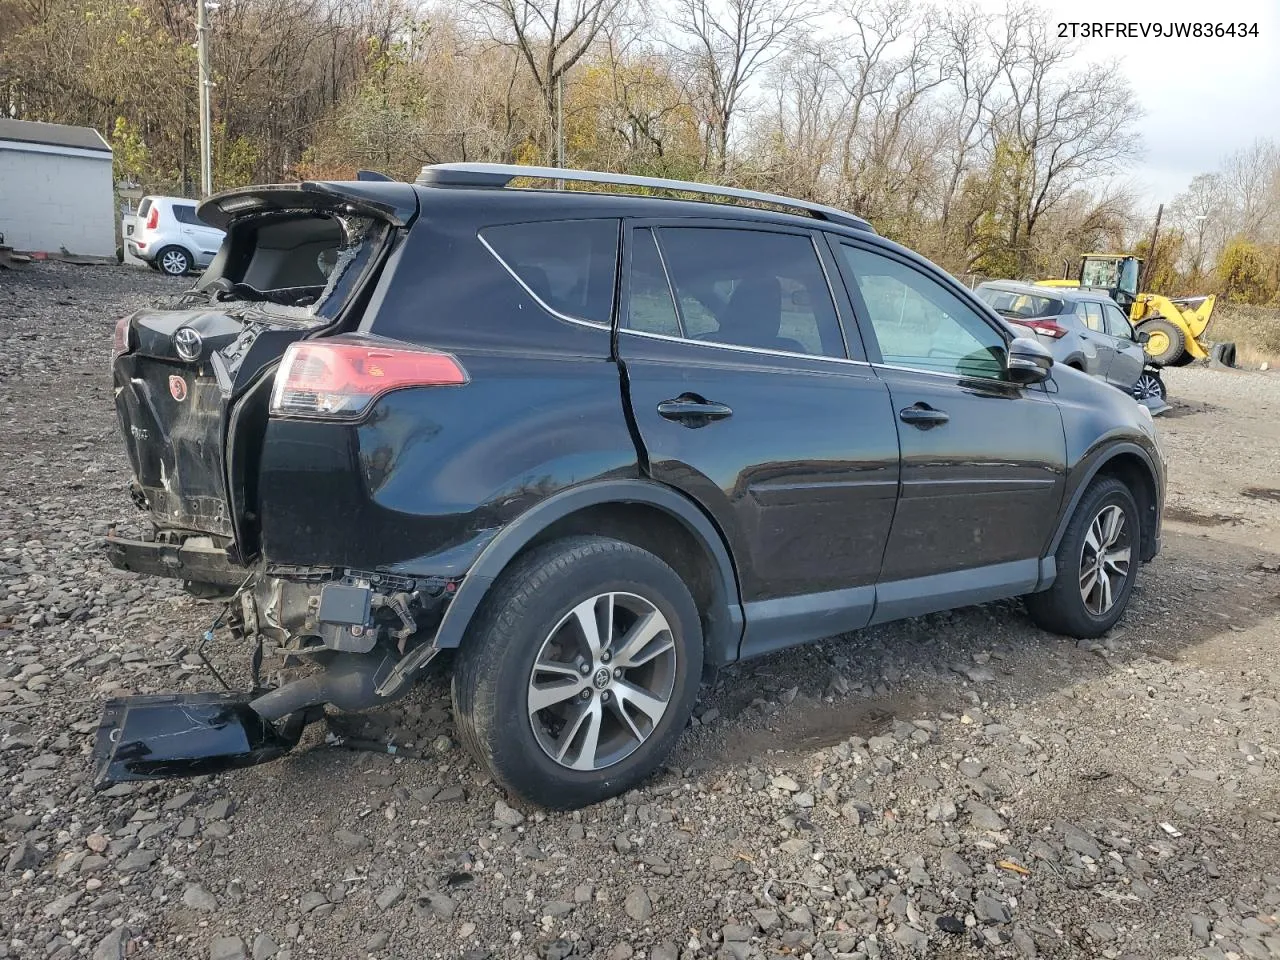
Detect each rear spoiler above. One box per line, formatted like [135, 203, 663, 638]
[197, 180, 419, 231]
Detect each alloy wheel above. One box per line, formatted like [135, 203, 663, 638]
[1079, 504, 1131, 616]
[1133, 372, 1163, 401]
[160, 250, 189, 275]
[527, 591, 677, 771]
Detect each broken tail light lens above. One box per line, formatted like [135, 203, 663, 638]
[112, 316, 132, 358]
[270, 337, 468, 420]
[1024, 319, 1068, 339]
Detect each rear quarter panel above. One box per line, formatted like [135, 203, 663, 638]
[257, 354, 639, 574]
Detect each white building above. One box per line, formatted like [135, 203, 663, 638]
[0, 118, 116, 258]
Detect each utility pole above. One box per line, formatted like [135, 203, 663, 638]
[196, 0, 215, 198]
[554, 73, 565, 189]
[1140, 203, 1163, 290]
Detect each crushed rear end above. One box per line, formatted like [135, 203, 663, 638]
[98, 180, 450, 785]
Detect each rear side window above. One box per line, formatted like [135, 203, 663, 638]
[626, 229, 681, 336]
[1078, 301, 1104, 332]
[640, 227, 845, 358]
[482, 220, 619, 325]
[171, 204, 202, 226]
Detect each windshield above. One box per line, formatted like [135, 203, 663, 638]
[975, 287, 1063, 319]
[1081, 258, 1121, 290]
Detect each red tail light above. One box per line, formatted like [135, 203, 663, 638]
[112, 315, 132, 358]
[145, 206, 159, 230]
[1023, 319, 1067, 339]
[270, 337, 467, 419]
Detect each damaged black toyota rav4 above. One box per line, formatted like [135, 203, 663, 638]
[101, 164, 1165, 808]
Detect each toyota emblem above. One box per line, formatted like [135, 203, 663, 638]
[169, 375, 188, 402]
[174, 326, 203, 362]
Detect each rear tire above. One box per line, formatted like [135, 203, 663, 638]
[452, 535, 702, 809]
[156, 246, 192, 276]
[1026, 477, 1140, 638]
[1137, 317, 1185, 366]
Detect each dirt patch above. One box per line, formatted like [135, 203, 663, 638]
[1242, 486, 1280, 503]
[1159, 398, 1220, 418]
[1164, 503, 1243, 526]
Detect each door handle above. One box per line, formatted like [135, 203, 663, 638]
[898, 403, 949, 429]
[657, 396, 733, 426]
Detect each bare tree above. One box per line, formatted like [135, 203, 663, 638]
[991, 18, 1143, 271]
[470, 0, 632, 162]
[667, 0, 812, 173]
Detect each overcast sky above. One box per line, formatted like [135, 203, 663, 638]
[987, 0, 1280, 213]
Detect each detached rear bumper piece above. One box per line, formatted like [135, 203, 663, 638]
[92, 692, 299, 787]
[105, 534, 244, 587]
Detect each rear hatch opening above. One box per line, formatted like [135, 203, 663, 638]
[111, 181, 418, 566]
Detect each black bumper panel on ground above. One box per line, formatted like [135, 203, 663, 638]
[104, 535, 245, 587]
[92, 692, 298, 787]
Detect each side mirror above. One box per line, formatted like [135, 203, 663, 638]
[1007, 336, 1053, 384]
[1136, 330, 1151, 344]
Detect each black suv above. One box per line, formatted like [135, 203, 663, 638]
[100, 164, 1165, 808]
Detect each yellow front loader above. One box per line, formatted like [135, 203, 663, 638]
[1039, 254, 1232, 367]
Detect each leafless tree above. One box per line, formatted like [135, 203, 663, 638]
[667, 0, 813, 173]
[469, 0, 633, 162]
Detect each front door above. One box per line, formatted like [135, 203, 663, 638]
[617, 222, 900, 656]
[1102, 302, 1146, 388]
[830, 239, 1068, 621]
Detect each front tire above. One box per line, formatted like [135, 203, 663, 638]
[156, 246, 192, 276]
[1133, 370, 1166, 402]
[452, 536, 703, 809]
[1137, 317, 1185, 366]
[1026, 477, 1140, 638]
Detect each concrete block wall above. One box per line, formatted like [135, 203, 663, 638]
[0, 149, 117, 257]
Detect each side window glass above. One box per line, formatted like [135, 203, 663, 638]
[839, 244, 1006, 380]
[172, 204, 198, 225]
[1083, 302, 1104, 332]
[1103, 304, 1133, 339]
[654, 227, 844, 357]
[624, 229, 680, 337]
[481, 220, 620, 324]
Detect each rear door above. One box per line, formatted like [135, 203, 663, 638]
[1078, 300, 1114, 379]
[172, 202, 223, 266]
[617, 221, 900, 654]
[1102, 302, 1145, 387]
[830, 239, 1066, 619]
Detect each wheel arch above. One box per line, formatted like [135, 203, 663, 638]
[1048, 444, 1161, 563]
[433, 480, 745, 667]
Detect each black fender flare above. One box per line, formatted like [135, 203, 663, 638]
[1046, 441, 1161, 559]
[432, 479, 745, 664]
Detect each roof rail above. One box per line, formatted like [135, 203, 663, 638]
[416, 163, 872, 232]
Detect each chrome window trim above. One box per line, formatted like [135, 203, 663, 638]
[619, 325, 871, 368]
[871, 360, 1018, 387]
[476, 232, 610, 331]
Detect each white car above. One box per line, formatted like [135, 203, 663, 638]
[126, 196, 225, 276]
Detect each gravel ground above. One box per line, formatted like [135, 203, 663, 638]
[3, 263, 1280, 960]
